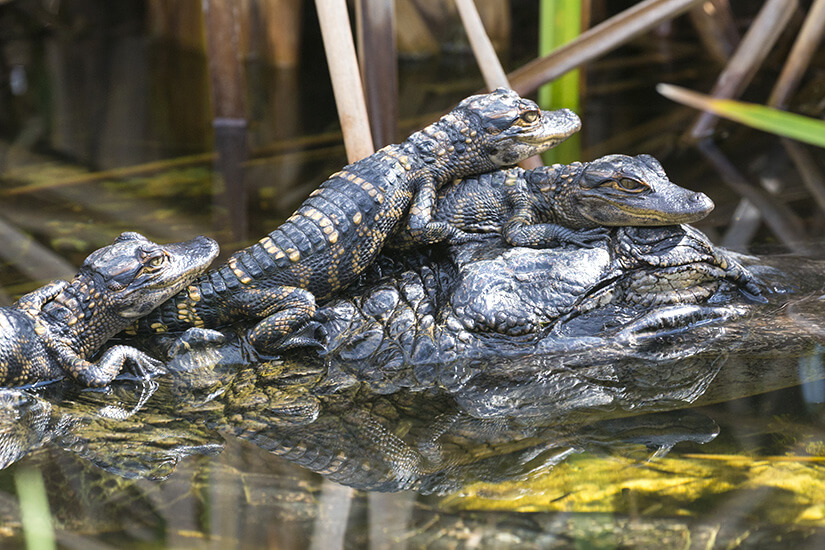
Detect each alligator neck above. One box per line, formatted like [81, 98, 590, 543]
[40, 273, 120, 352]
[407, 113, 499, 182]
[544, 161, 600, 229]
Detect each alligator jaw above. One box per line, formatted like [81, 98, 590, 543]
[580, 190, 715, 226]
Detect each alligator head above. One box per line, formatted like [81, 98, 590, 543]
[80, 232, 219, 320]
[554, 154, 714, 227]
[456, 87, 581, 166]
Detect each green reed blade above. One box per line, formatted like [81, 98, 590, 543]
[539, 0, 583, 165]
[14, 467, 55, 550]
[658, 83, 825, 148]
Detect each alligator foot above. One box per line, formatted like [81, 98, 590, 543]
[504, 222, 609, 249]
[277, 321, 328, 351]
[63, 345, 166, 387]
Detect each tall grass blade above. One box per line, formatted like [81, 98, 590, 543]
[539, 0, 583, 164]
[658, 83, 825, 147]
[14, 467, 56, 550]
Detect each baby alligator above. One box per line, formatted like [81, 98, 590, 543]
[0, 232, 218, 387]
[139, 88, 581, 352]
[395, 153, 714, 248]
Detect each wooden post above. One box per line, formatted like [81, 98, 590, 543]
[203, 0, 249, 241]
[315, 0, 375, 162]
[356, 0, 399, 148]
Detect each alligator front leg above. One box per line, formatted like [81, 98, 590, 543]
[239, 286, 322, 353]
[51, 341, 164, 387]
[504, 219, 609, 248]
[14, 280, 68, 314]
[406, 175, 482, 246]
[502, 201, 608, 248]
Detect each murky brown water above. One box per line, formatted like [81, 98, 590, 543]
[1, 2, 825, 548]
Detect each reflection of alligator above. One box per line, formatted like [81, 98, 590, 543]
[318, 224, 765, 393]
[392, 154, 715, 249]
[0, 233, 218, 387]
[138, 88, 581, 352]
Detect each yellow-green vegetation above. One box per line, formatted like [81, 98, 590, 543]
[14, 466, 55, 550]
[538, 0, 582, 165]
[442, 452, 825, 525]
[658, 83, 825, 148]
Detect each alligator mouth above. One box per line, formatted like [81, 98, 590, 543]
[585, 195, 713, 225]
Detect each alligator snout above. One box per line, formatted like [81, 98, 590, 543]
[689, 192, 715, 215]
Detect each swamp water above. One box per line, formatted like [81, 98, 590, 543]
[1, 3, 825, 548]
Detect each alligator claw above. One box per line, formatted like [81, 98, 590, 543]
[276, 321, 328, 352]
[568, 227, 611, 249]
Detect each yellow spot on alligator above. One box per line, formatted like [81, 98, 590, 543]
[67, 316, 77, 326]
[328, 231, 339, 244]
[188, 287, 202, 302]
[353, 212, 362, 224]
[274, 250, 285, 260]
[319, 218, 331, 228]
[87, 302, 95, 309]
[150, 322, 166, 331]
[323, 225, 334, 235]
[288, 249, 301, 262]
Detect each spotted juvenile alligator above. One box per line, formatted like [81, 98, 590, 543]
[139, 88, 581, 352]
[404, 153, 715, 248]
[0, 232, 218, 387]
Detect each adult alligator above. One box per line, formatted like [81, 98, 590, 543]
[317, 223, 767, 393]
[390, 153, 715, 249]
[137, 88, 581, 353]
[0, 232, 218, 387]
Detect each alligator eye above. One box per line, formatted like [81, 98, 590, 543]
[145, 254, 166, 269]
[521, 110, 539, 123]
[618, 178, 643, 191]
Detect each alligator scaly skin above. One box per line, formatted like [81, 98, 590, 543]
[392, 153, 715, 249]
[0, 233, 218, 387]
[139, 88, 581, 352]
